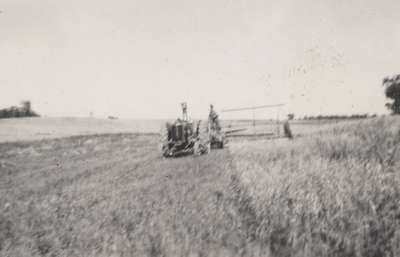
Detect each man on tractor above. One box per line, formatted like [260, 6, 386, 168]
[208, 104, 221, 131]
[208, 104, 225, 149]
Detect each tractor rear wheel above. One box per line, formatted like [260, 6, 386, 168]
[159, 123, 170, 157]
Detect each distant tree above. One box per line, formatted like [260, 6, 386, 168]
[383, 74, 400, 114]
[0, 100, 39, 119]
[299, 114, 369, 120]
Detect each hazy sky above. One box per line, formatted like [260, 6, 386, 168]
[1, 0, 399, 119]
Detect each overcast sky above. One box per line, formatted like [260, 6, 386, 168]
[1, 0, 399, 119]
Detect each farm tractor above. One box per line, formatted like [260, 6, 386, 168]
[160, 103, 225, 157]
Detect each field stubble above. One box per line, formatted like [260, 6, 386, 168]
[0, 133, 266, 256]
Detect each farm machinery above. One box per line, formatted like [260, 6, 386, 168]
[160, 103, 225, 157]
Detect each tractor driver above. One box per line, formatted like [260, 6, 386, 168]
[209, 104, 221, 131]
[181, 102, 188, 121]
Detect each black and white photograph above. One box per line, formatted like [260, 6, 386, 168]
[1, 0, 400, 256]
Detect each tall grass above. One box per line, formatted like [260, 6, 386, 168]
[229, 117, 400, 257]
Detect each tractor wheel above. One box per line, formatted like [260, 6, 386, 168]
[159, 123, 170, 156]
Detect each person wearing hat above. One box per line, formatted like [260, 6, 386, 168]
[209, 104, 221, 131]
[181, 102, 188, 121]
[283, 114, 294, 139]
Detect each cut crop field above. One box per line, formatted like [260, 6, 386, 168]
[1, 117, 400, 257]
[0, 117, 345, 143]
[0, 133, 258, 257]
[0, 117, 164, 143]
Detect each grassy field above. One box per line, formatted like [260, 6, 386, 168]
[0, 133, 254, 257]
[229, 117, 400, 257]
[0, 117, 399, 256]
[0, 117, 344, 143]
[0, 117, 163, 143]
